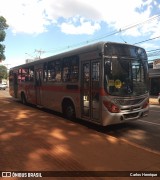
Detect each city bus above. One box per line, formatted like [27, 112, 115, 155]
[9, 42, 149, 126]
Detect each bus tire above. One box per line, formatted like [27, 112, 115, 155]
[21, 93, 27, 105]
[62, 100, 75, 120]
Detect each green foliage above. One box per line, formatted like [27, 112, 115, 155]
[0, 44, 5, 60]
[0, 16, 8, 61]
[0, 16, 8, 31]
[0, 65, 7, 80]
[0, 31, 6, 42]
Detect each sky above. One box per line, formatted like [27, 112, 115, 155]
[0, 0, 160, 68]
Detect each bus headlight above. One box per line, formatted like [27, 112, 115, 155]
[103, 100, 120, 113]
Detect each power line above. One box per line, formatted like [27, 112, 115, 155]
[146, 48, 160, 52]
[134, 35, 160, 45]
[147, 48, 160, 57]
[84, 13, 160, 44]
[148, 53, 160, 57]
[44, 14, 160, 54]
[120, 14, 160, 31]
[25, 14, 160, 58]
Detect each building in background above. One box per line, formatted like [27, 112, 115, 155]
[149, 59, 160, 95]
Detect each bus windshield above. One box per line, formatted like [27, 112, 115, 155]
[104, 58, 148, 96]
[104, 57, 148, 96]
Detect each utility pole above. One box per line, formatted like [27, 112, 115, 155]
[34, 49, 45, 59]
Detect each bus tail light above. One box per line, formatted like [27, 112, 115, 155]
[103, 100, 120, 113]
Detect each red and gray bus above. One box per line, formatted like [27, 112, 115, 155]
[9, 42, 149, 126]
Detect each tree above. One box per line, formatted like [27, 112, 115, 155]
[0, 65, 7, 81]
[0, 16, 8, 61]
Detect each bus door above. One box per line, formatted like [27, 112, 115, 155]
[81, 60, 100, 122]
[35, 68, 43, 106]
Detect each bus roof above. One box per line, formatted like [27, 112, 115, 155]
[10, 41, 145, 69]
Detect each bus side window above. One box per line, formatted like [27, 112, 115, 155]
[62, 59, 70, 82]
[70, 57, 79, 82]
[17, 67, 34, 82]
[55, 60, 61, 82]
[18, 68, 28, 82]
[47, 60, 62, 82]
[28, 67, 34, 82]
[62, 56, 79, 82]
[22, 68, 28, 82]
[43, 63, 48, 82]
[47, 61, 55, 81]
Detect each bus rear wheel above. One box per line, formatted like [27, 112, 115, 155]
[62, 100, 75, 120]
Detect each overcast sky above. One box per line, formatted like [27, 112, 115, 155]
[0, 0, 160, 67]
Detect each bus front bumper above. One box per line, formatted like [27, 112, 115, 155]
[102, 107, 149, 126]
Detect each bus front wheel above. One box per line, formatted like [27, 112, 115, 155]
[62, 100, 75, 120]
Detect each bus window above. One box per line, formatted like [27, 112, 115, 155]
[17, 67, 34, 82]
[70, 58, 79, 82]
[28, 67, 34, 82]
[62, 56, 79, 82]
[47, 60, 61, 82]
[18, 68, 25, 82]
[47, 61, 55, 81]
[43, 63, 48, 82]
[55, 60, 61, 82]
[62, 59, 70, 82]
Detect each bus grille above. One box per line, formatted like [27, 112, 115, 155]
[124, 112, 139, 119]
[115, 98, 145, 106]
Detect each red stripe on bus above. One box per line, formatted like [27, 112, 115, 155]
[18, 84, 107, 96]
[41, 85, 80, 93]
